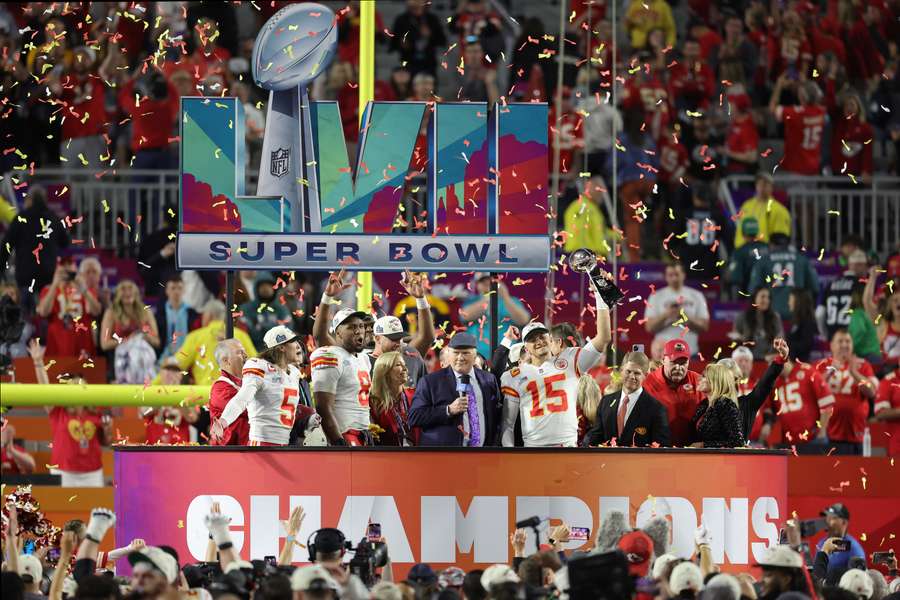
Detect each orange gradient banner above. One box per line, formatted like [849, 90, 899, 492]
[115, 448, 788, 576]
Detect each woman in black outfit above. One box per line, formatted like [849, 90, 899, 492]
[786, 289, 816, 362]
[721, 338, 789, 444]
[692, 364, 745, 448]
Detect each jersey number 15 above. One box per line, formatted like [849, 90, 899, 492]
[527, 373, 569, 418]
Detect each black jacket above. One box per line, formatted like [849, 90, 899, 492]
[738, 359, 784, 444]
[692, 398, 744, 448]
[787, 318, 816, 363]
[584, 389, 671, 447]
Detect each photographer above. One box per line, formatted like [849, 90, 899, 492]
[35, 258, 102, 358]
[814, 503, 866, 584]
[307, 529, 369, 600]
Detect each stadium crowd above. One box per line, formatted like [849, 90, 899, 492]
[1, 494, 899, 600]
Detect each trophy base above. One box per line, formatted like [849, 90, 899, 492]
[591, 276, 625, 307]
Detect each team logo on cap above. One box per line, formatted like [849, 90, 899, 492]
[674, 342, 686, 351]
[276, 333, 287, 343]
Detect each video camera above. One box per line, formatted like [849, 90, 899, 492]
[566, 550, 635, 600]
[348, 538, 389, 588]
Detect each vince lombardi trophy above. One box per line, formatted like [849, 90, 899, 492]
[251, 3, 338, 233]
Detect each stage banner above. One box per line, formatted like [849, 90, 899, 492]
[115, 449, 787, 575]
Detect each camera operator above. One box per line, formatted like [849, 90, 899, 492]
[814, 503, 866, 584]
[307, 529, 369, 600]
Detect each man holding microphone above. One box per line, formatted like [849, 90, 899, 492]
[408, 333, 502, 446]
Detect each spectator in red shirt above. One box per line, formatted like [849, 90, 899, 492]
[873, 365, 900, 456]
[772, 357, 835, 448]
[657, 122, 689, 209]
[815, 329, 879, 454]
[688, 20, 723, 61]
[143, 362, 198, 445]
[642, 339, 704, 446]
[370, 351, 419, 447]
[769, 10, 813, 79]
[622, 58, 671, 143]
[451, 0, 504, 60]
[48, 45, 108, 170]
[668, 39, 716, 112]
[117, 68, 179, 169]
[35, 260, 102, 358]
[725, 91, 760, 175]
[1, 419, 36, 475]
[549, 87, 583, 187]
[769, 77, 826, 175]
[28, 340, 111, 486]
[827, 91, 873, 180]
[208, 338, 250, 446]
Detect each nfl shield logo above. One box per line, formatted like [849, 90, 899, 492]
[270, 148, 290, 178]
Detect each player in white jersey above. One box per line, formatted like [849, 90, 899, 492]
[501, 294, 612, 447]
[210, 325, 303, 446]
[311, 305, 373, 446]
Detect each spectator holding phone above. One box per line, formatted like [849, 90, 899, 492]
[815, 503, 866, 581]
[35, 258, 102, 358]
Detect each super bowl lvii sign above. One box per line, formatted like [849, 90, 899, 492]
[177, 2, 551, 273]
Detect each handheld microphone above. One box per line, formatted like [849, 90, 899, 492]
[516, 516, 542, 529]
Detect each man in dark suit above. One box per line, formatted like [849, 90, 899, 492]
[584, 351, 670, 447]
[408, 333, 501, 446]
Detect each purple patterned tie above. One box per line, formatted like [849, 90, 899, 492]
[461, 374, 481, 447]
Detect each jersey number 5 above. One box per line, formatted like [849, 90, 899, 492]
[280, 388, 298, 427]
[527, 373, 569, 418]
[357, 371, 372, 407]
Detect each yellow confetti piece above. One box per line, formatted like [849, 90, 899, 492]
[102, 199, 110, 213]
[860, 533, 867, 541]
[177, 520, 185, 529]
[68, 495, 78, 502]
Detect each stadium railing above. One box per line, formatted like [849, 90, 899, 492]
[719, 175, 900, 257]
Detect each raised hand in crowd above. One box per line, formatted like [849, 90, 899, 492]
[278, 505, 306, 566]
[510, 528, 527, 558]
[205, 502, 238, 570]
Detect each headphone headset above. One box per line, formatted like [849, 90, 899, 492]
[306, 528, 351, 562]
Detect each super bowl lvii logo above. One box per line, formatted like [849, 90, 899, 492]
[177, 2, 551, 273]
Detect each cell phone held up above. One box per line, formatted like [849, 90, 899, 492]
[569, 527, 590, 542]
[367, 523, 382, 542]
[831, 539, 851, 552]
[872, 551, 895, 565]
[799, 518, 826, 538]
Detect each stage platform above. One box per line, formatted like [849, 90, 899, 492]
[113, 447, 791, 575]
